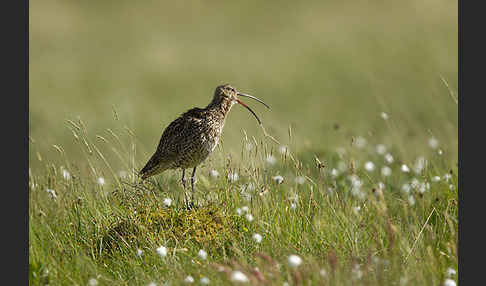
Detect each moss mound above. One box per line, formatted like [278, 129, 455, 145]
[97, 198, 240, 256]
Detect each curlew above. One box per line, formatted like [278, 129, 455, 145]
[139, 84, 269, 208]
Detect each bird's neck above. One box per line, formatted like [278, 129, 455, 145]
[206, 98, 234, 119]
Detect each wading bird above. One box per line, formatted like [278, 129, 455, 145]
[139, 84, 269, 208]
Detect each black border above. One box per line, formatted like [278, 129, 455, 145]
[4, 0, 28, 284]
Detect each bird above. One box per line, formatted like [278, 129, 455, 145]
[139, 84, 270, 208]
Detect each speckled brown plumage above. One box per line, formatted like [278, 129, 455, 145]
[139, 84, 269, 207]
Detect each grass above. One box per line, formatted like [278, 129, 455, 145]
[29, 0, 457, 285]
[29, 114, 457, 285]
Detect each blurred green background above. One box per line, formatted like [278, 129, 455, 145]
[29, 0, 457, 172]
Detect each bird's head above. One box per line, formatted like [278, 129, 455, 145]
[212, 84, 270, 124]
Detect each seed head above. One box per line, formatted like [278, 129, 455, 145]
[253, 233, 263, 243]
[288, 255, 303, 268]
[200, 277, 210, 285]
[443, 279, 456, 286]
[198, 249, 208, 260]
[184, 276, 195, 284]
[231, 271, 249, 283]
[156, 246, 168, 257]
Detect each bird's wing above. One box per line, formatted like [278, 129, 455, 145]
[140, 109, 206, 178]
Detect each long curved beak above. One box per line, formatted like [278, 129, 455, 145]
[235, 98, 262, 125]
[237, 93, 271, 109]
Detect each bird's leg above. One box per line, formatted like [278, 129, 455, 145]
[181, 169, 190, 209]
[181, 169, 187, 189]
[190, 167, 197, 208]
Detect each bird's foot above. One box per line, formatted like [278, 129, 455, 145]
[184, 199, 198, 211]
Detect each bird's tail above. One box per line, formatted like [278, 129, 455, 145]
[139, 163, 155, 180]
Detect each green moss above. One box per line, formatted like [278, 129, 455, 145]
[96, 198, 240, 256]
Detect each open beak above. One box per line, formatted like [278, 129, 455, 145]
[235, 93, 270, 125]
[237, 93, 271, 109]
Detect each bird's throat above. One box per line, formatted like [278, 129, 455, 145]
[206, 98, 234, 119]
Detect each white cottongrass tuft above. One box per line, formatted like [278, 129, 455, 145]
[446, 268, 457, 277]
[265, 155, 277, 165]
[210, 170, 219, 178]
[137, 248, 143, 257]
[408, 195, 415, 206]
[376, 144, 387, 155]
[401, 164, 410, 173]
[241, 206, 249, 213]
[330, 168, 339, 177]
[327, 187, 334, 195]
[163, 198, 172, 207]
[443, 278, 456, 286]
[228, 172, 239, 182]
[353, 206, 361, 215]
[349, 175, 363, 188]
[245, 213, 254, 222]
[432, 176, 441, 182]
[46, 189, 57, 199]
[354, 136, 367, 148]
[184, 276, 195, 284]
[288, 255, 303, 268]
[88, 278, 98, 286]
[97, 177, 105, 186]
[384, 153, 394, 164]
[410, 178, 420, 189]
[198, 249, 208, 260]
[438, 149, 443, 155]
[279, 145, 288, 154]
[377, 182, 385, 190]
[62, 169, 71, 180]
[418, 182, 428, 193]
[156, 246, 168, 257]
[231, 271, 249, 283]
[295, 176, 306, 185]
[381, 166, 392, 177]
[428, 137, 439, 149]
[449, 184, 455, 191]
[380, 112, 389, 120]
[253, 233, 263, 243]
[364, 161, 375, 172]
[272, 175, 284, 184]
[236, 208, 243, 216]
[200, 277, 210, 285]
[290, 202, 297, 210]
[352, 188, 365, 200]
[413, 157, 426, 174]
[147, 282, 157, 286]
[443, 173, 452, 182]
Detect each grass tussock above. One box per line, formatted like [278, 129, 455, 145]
[98, 198, 239, 257]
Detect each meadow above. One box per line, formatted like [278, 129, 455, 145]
[29, 0, 457, 285]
